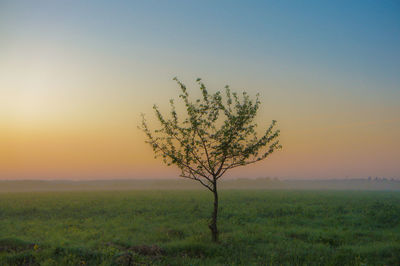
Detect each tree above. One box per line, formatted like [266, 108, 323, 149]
[140, 78, 281, 242]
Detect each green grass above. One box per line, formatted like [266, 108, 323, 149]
[0, 190, 399, 265]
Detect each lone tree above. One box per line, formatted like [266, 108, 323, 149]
[141, 78, 281, 242]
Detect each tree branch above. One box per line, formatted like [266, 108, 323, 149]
[181, 174, 213, 192]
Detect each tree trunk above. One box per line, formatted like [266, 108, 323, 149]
[209, 180, 219, 242]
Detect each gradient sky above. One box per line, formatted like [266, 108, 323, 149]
[1, 0, 399, 180]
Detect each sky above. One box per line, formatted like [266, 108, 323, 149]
[1, 0, 399, 180]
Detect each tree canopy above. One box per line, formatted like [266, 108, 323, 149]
[141, 78, 281, 191]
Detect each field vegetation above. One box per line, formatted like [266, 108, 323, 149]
[0, 190, 399, 265]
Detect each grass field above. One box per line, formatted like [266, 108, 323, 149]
[0, 190, 399, 265]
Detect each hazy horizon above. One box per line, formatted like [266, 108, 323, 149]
[1, 176, 399, 181]
[1, 178, 399, 193]
[1, 1, 399, 180]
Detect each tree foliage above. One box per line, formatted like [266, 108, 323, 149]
[140, 77, 281, 191]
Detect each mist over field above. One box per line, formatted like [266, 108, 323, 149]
[1, 178, 399, 193]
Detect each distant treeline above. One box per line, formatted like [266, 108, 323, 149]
[0, 178, 399, 192]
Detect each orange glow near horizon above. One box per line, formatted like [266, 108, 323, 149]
[1, 100, 399, 179]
